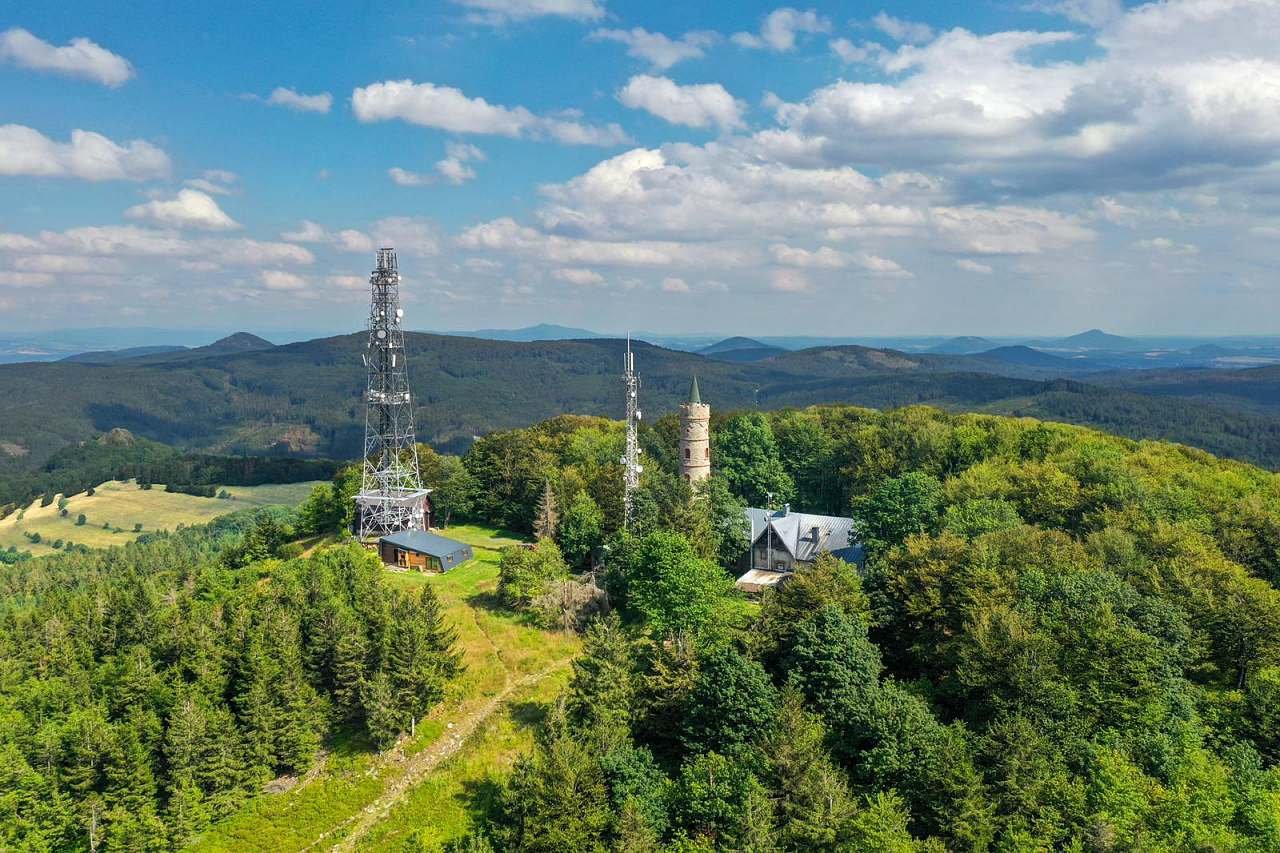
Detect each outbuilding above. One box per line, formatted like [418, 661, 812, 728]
[378, 530, 474, 573]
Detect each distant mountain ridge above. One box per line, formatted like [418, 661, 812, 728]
[441, 323, 606, 342]
[929, 336, 996, 355]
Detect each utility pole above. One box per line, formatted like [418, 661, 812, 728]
[354, 248, 430, 540]
[621, 335, 643, 531]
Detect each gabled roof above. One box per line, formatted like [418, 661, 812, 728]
[380, 530, 471, 558]
[745, 507, 859, 563]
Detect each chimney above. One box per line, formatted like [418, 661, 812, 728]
[782, 503, 790, 516]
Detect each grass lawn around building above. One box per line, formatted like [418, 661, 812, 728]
[191, 522, 582, 852]
[0, 478, 321, 556]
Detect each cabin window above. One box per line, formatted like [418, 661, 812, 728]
[396, 549, 409, 568]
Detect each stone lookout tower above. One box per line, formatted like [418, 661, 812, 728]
[679, 375, 711, 485]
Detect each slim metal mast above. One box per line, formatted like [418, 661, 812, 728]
[354, 248, 430, 540]
[621, 335, 643, 531]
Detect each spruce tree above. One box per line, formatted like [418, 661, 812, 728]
[534, 479, 559, 540]
[566, 613, 634, 747]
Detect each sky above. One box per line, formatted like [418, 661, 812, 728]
[1, 0, 1279, 338]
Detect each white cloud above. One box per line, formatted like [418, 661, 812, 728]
[326, 274, 367, 289]
[590, 28, 717, 70]
[13, 254, 120, 274]
[851, 251, 912, 277]
[956, 258, 994, 274]
[552, 267, 605, 286]
[0, 124, 169, 181]
[184, 169, 238, 195]
[732, 8, 830, 52]
[0, 28, 132, 87]
[1032, 0, 1124, 28]
[125, 189, 240, 231]
[259, 270, 306, 290]
[352, 79, 628, 145]
[618, 76, 745, 131]
[770, 269, 812, 293]
[389, 167, 434, 187]
[770, 244, 847, 268]
[0, 271, 53, 287]
[371, 217, 441, 258]
[872, 12, 935, 44]
[451, 0, 604, 24]
[266, 87, 332, 113]
[661, 276, 690, 293]
[1136, 236, 1198, 255]
[281, 220, 374, 253]
[831, 38, 878, 64]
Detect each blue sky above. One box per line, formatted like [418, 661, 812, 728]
[2, 1, 1279, 337]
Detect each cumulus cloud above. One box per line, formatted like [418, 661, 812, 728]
[872, 12, 935, 44]
[1136, 236, 1198, 255]
[956, 258, 994, 274]
[125, 189, 240, 231]
[184, 169, 238, 195]
[553, 267, 605, 285]
[281, 220, 375, 253]
[352, 80, 628, 145]
[831, 38, 878, 64]
[371, 217, 441, 258]
[1032, 0, 1125, 28]
[618, 76, 745, 131]
[732, 7, 830, 52]
[770, 269, 812, 293]
[764, 2, 1280, 195]
[661, 276, 690, 293]
[451, 0, 604, 24]
[0, 28, 132, 86]
[0, 271, 52, 287]
[265, 87, 332, 113]
[0, 124, 169, 181]
[590, 28, 718, 70]
[393, 142, 489, 187]
[259, 270, 306, 290]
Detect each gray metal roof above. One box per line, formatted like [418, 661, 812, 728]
[380, 530, 472, 557]
[745, 507, 858, 563]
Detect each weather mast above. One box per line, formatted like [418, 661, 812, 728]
[354, 248, 430, 540]
[621, 335, 643, 530]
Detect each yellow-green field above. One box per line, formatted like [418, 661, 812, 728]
[191, 524, 582, 852]
[0, 479, 321, 556]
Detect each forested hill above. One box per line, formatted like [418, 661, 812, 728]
[4, 332, 1280, 470]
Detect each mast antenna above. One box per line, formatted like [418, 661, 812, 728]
[621, 334, 643, 531]
[354, 248, 430, 540]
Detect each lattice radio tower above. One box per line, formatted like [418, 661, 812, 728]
[354, 248, 430, 540]
[621, 335, 643, 530]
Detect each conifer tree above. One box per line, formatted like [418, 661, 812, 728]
[566, 613, 634, 747]
[534, 479, 559, 540]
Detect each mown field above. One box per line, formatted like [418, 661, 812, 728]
[0, 478, 320, 555]
[190, 523, 582, 852]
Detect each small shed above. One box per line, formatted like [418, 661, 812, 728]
[378, 530, 474, 573]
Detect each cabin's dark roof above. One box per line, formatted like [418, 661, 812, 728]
[380, 530, 472, 558]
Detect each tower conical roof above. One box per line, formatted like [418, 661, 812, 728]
[689, 374, 701, 404]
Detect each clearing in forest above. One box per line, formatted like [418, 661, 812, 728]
[191, 523, 581, 852]
[0, 478, 320, 555]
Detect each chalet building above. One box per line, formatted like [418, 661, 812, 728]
[378, 530, 473, 573]
[735, 505, 865, 594]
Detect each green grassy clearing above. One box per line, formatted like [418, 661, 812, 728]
[0, 479, 320, 556]
[191, 523, 581, 852]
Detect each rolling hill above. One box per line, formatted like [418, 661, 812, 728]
[928, 336, 996, 354]
[3, 333, 1280, 470]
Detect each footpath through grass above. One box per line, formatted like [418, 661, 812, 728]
[0, 478, 319, 555]
[191, 524, 581, 852]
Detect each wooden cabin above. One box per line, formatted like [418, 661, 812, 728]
[378, 530, 474, 573]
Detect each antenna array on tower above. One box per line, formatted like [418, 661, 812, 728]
[621, 336, 643, 530]
[354, 248, 430, 540]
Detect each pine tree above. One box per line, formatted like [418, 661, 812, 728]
[332, 626, 370, 723]
[105, 720, 158, 817]
[361, 670, 401, 749]
[384, 586, 461, 736]
[534, 479, 560, 540]
[567, 613, 634, 747]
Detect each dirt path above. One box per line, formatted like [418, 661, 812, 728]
[308, 658, 570, 852]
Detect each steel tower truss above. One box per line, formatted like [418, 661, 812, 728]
[621, 336, 643, 530]
[355, 248, 429, 540]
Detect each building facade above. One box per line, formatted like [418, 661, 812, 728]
[735, 505, 865, 593]
[679, 375, 711, 485]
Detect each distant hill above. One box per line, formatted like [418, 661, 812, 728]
[127, 332, 275, 365]
[62, 345, 187, 364]
[443, 323, 605, 342]
[929, 336, 996, 355]
[1029, 329, 1143, 351]
[699, 337, 788, 362]
[4, 333, 1280, 470]
[970, 345, 1075, 369]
